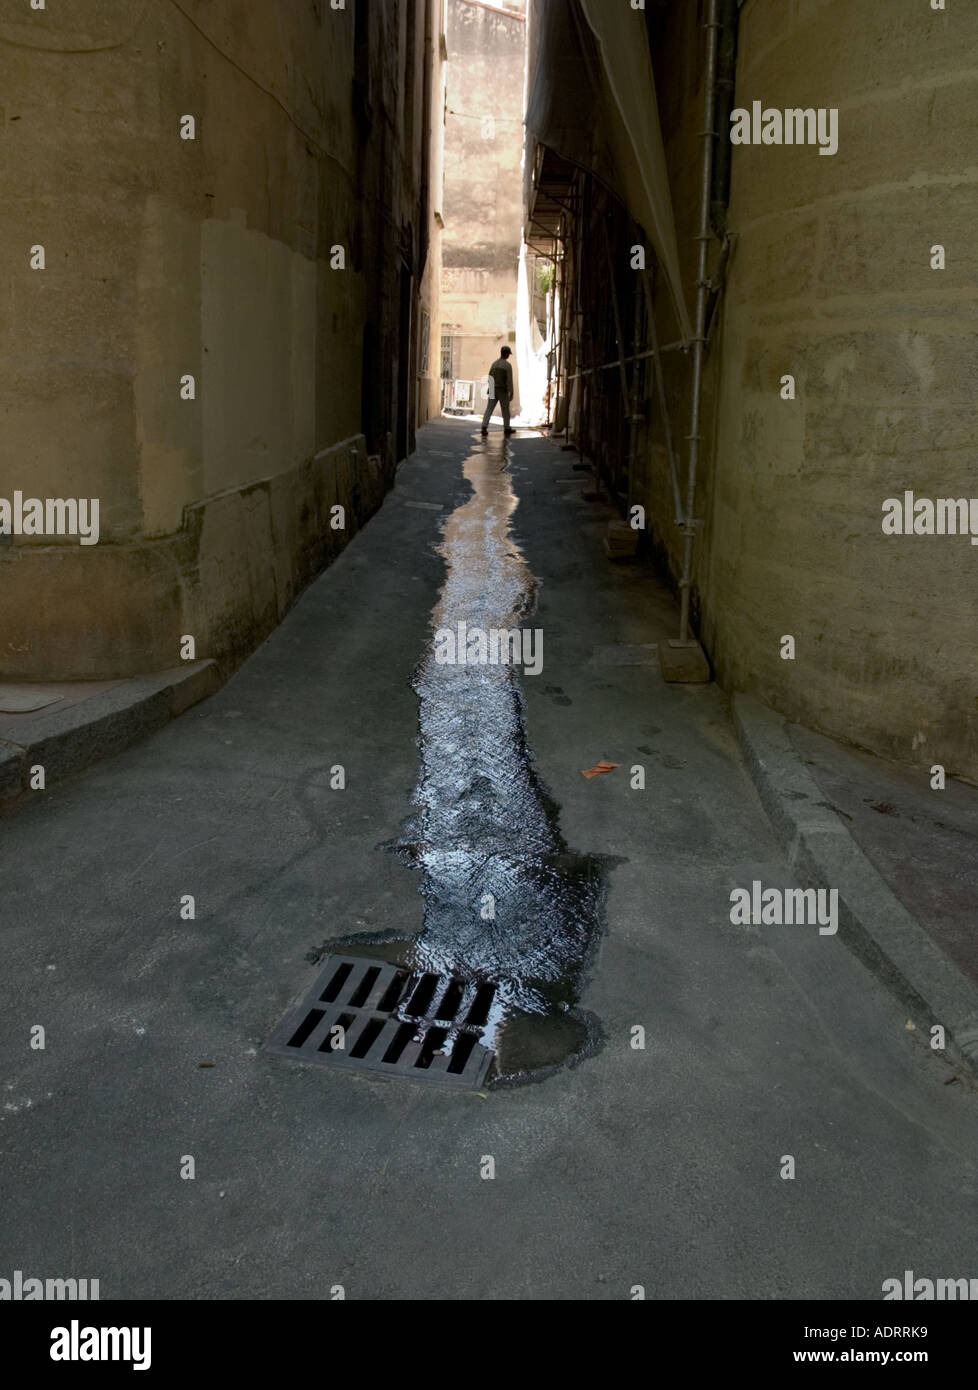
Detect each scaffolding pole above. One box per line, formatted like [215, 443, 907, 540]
[677, 0, 719, 646]
[567, 338, 685, 382]
[553, 210, 568, 435]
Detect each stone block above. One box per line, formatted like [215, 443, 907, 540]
[659, 639, 712, 684]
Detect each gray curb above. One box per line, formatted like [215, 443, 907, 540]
[0, 738, 25, 801]
[733, 693, 978, 1080]
[0, 660, 220, 805]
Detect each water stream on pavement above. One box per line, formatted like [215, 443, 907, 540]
[392, 439, 610, 1077]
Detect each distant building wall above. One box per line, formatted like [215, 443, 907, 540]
[441, 0, 525, 411]
[0, 0, 443, 680]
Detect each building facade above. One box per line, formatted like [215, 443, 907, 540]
[527, 0, 978, 783]
[440, 0, 525, 416]
[0, 0, 444, 680]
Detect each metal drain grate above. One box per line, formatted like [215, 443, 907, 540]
[265, 954, 496, 1089]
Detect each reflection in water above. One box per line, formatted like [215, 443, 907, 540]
[399, 443, 606, 1035]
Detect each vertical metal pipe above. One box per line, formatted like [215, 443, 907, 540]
[567, 182, 582, 439]
[678, 0, 720, 644]
[710, 0, 740, 236]
[627, 264, 643, 507]
[554, 213, 567, 435]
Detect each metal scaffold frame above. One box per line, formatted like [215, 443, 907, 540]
[526, 0, 726, 654]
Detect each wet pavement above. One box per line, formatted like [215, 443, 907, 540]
[392, 441, 609, 1069]
[788, 722, 978, 987]
[1, 417, 977, 1299]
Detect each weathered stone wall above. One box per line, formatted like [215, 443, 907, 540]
[442, 0, 525, 411]
[0, 0, 442, 679]
[645, 0, 978, 781]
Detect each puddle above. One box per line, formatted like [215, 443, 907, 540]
[385, 440, 613, 1080]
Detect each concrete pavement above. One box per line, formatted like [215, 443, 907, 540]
[0, 663, 219, 802]
[1, 418, 976, 1300]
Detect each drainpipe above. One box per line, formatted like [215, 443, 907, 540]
[710, 0, 740, 237]
[627, 248, 644, 509]
[677, 0, 719, 646]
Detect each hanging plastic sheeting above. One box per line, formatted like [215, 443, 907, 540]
[514, 242, 552, 427]
[524, 0, 692, 345]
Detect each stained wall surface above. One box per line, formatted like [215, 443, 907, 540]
[608, 0, 977, 781]
[703, 0, 978, 780]
[0, 0, 443, 679]
[441, 0, 525, 412]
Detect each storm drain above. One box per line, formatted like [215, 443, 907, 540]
[265, 954, 496, 1089]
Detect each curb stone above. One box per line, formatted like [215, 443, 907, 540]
[0, 660, 220, 806]
[0, 738, 26, 801]
[733, 693, 978, 1082]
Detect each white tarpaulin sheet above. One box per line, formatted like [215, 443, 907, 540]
[514, 241, 552, 426]
[524, 0, 692, 343]
[577, 0, 691, 343]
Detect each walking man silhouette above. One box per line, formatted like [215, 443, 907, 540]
[481, 345, 515, 436]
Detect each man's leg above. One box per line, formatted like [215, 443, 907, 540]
[501, 394, 511, 431]
[481, 395, 496, 432]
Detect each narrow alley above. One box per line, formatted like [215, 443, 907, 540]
[1, 0, 976, 1339]
[2, 420, 977, 1304]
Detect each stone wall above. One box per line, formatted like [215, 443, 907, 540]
[441, 0, 525, 412]
[0, 0, 442, 679]
[645, 0, 977, 781]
